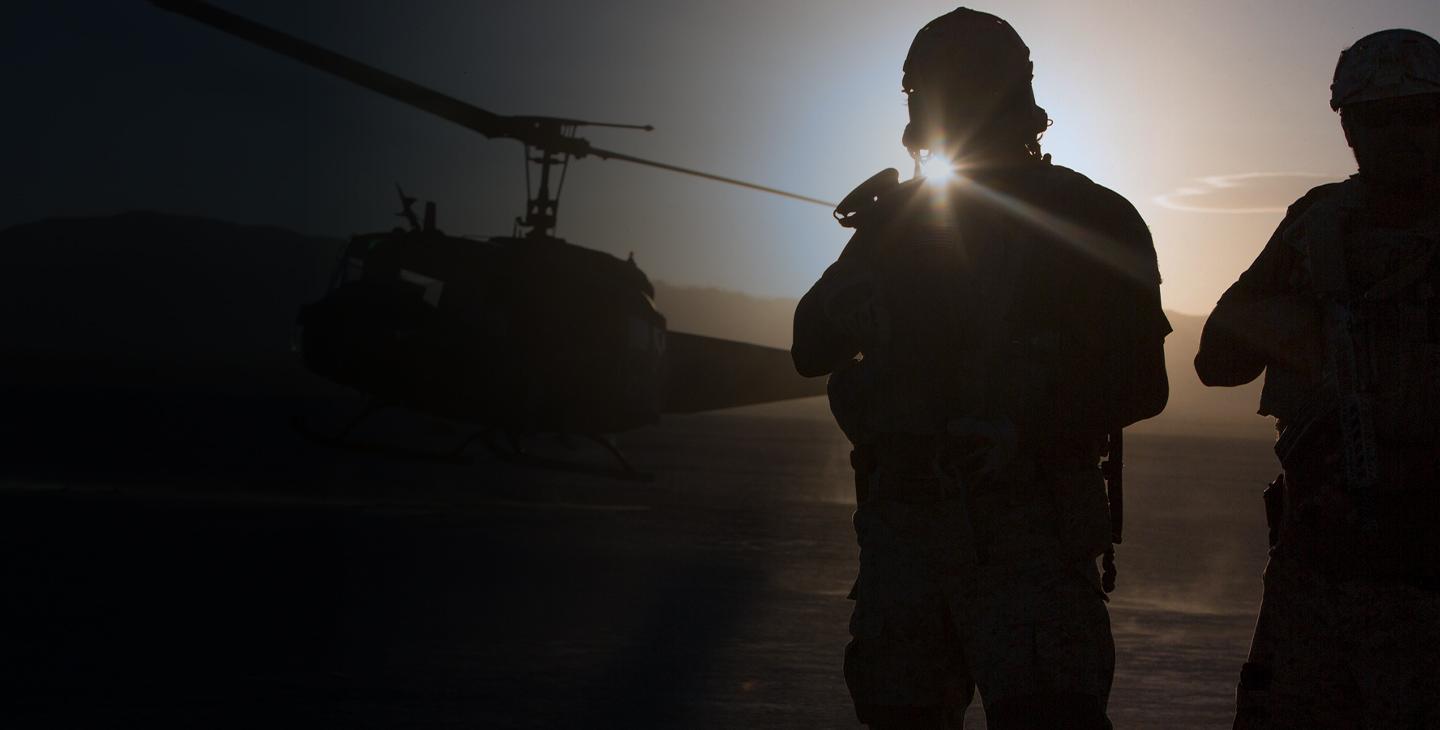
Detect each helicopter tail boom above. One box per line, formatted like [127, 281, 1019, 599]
[662, 332, 828, 414]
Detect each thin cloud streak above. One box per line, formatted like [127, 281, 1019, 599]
[1152, 172, 1338, 214]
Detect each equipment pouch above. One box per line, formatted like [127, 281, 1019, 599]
[1367, 318, 1440, 444]
[850, 445, 877, 505]
[1263, 474, 1285, 549]
[1358, 242, 1440, 444]
[1051, 465, 1112, 563]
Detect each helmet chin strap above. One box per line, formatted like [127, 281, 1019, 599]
[904, 128, 1037, 180]
[902, 123, 930, 178]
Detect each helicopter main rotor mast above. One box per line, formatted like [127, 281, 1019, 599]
[151, 0, 836, 238]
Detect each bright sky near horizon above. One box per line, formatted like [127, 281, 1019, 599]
[5, 0, 1440, 315]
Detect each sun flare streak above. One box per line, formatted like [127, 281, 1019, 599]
[914, 177, 1160, 288]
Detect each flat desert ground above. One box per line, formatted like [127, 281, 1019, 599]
[1, 391, 1277, 728]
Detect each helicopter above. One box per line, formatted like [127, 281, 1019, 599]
[152, 0, 836, 478]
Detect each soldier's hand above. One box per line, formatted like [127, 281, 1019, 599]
[1248, 295, 1324, 378]
[945, 417, 1019, 479]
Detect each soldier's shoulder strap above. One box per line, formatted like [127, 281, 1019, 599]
[833, 168, 922, 231]
[1282, 178, 1363, 296]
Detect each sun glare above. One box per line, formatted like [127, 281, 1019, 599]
[919, 154, 957, 184]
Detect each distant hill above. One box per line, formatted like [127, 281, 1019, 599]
[0, 211, 1274, 438]
[0, 211, 343, 393]
[1159, 310, 1269, 438]
[653, 283, 798, 352]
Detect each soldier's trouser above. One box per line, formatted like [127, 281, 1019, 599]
[844, 479, 1114, 729]
[1234, 552, 1440, 729]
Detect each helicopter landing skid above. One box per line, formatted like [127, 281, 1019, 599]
[291, 412, 480, 465]
[485, 433, 654, 483]
[292, 405, 652, 480]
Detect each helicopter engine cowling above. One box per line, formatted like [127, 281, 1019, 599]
[295, 227, 667, 435]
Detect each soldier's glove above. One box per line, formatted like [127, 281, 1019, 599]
[823, 276, 890, 349]
[944, 417, 1018, 479]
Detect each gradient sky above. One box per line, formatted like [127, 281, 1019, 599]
[5, 1, 1439, 315]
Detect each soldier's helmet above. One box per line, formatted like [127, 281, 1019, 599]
[901, 7, 1048, 154]
[1331, 29, 1440, 110]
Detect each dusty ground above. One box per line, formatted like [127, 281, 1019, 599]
[1, 392, 1277, 728]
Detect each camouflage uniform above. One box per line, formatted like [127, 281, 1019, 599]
[1196, 30, 1440, 729]
[846, 458, 1118, 725]
[1200, 177, 1440, 729]
[796, 139, 1169, 725]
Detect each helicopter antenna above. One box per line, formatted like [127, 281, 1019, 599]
[395, 184, 420, 231]
[152, 0, 838, 237]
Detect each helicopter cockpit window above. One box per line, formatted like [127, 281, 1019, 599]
[399, 269, 445, 307]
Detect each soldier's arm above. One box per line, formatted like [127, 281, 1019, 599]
[1022, 188, 1169, 439]
[1195, 203, 1319, 387]
[1119, 297, 1170, 427]
[792, 254, 869, 377]
[1093, 200, 1170, 431]
[793, 173, 915, 377]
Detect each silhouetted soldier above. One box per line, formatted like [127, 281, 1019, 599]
[1196, 29, 1440, 730]
[793, 8, 1169, 729]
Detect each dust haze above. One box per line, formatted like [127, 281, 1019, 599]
[0, 209, 1282, 727]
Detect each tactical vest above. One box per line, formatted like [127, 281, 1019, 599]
[826, 174, 1048, 442]
[1267, 178, 1440, 445]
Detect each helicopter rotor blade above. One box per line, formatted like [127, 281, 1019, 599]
[151, 0, 520, 141]
[151, 0, 835, 208]
[590, 147, 836, 208]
